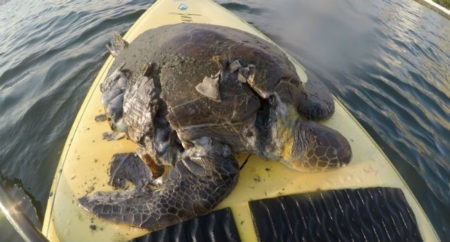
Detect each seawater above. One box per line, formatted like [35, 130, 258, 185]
[0, 0, 448, 241]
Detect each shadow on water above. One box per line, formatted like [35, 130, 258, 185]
[0, 0, 448, 240]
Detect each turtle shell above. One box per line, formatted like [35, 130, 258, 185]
[111, 23, 304, 151]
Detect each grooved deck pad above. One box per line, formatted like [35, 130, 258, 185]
[133, 208, 240, 242]
[249, 187, 422, 242]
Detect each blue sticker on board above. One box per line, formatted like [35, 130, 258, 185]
[178, 3, 188, 11]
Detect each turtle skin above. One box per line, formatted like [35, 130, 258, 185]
[79, 23, 351, 232]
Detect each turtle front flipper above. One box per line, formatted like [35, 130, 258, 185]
[297, 71, 335, 121]
[78, 138, 239, 231]
[282, 120, 352, 171]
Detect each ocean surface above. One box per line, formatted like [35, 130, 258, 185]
[0, 0, 448, 241]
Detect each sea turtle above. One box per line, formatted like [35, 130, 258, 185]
[79, 23, 352, 231]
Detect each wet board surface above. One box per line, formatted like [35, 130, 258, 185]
[42, 0, 438, 241]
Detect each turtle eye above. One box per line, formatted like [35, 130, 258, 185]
[317, 136, 326, 146]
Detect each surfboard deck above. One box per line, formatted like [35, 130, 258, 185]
[42, 0, 439, 241]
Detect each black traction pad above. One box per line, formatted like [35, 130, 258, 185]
[132, 207, 240, 242]
[249, 187, 422, 242]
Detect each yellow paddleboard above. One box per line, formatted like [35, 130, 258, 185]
[42, 0, 439, 241]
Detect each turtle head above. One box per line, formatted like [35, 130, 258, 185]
[280, 119, 352, 171]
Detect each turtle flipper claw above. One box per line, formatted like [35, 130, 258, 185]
[79, 139, 239, 231]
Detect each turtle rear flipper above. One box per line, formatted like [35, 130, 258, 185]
[106, 32, 129, 57]
[78, 139, 239, 231]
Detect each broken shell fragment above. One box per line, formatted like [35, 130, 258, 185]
[195, 76, 221, 102]
[229, 60, 242, 73]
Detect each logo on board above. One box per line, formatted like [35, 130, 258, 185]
[178, 3, 188, 11]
